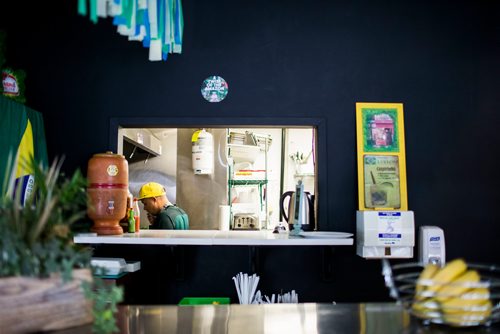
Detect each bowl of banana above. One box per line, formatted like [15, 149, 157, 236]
[382, 258, 500, 327]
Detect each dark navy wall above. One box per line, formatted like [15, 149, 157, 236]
[1, 0, 498, 303]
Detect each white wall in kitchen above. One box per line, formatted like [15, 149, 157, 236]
[284, 128, 316, 194]
[120, 128, 178, 228]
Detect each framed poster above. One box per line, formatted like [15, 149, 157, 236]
[356, 103, 408, 210]
[361, 108, 399, 153]
[363, 155, 401, 209]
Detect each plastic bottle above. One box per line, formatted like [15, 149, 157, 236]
[133, 198, 140, 233]
[128, 208, 135, 233]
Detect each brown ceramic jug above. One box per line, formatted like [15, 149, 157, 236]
[87, 151, 128, 235]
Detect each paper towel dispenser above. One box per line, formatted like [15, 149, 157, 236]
[356, 210, 415, 259]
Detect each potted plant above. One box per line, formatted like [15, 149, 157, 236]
[289, 150, 312, 174]
[0, 157, 122, 333]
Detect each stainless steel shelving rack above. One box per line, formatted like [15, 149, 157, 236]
[227, 131, 270, 230]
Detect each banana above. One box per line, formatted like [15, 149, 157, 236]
[410, 259, 493, 327]
[412, 298, 440, 320]
[426, 258, 467, 296]
[435, 269, 480, 302]
[443, 300, 492, 326]
[415, 263, 439, 301]
[441, 287, 490, 313]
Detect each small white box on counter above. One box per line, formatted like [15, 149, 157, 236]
[91, 257, 126, 276]
[125, 261, 141, 272]
[91, 257, 141, 275]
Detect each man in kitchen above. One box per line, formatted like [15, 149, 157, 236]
[138, 182, 189, 229]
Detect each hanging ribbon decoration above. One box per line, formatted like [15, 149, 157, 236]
[78, 0, 183, 61]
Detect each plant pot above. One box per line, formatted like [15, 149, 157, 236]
[0, 268, 93, 333]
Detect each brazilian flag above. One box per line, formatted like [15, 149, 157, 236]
[0, 95, 48, 204]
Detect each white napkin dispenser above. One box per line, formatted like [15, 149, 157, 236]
[356, 210, 415, 258]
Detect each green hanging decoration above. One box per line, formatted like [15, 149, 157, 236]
[89, 0, 98, 24]
[78, 0, 184, 61]
[2, 68, 26, 104]
[77, 0, 87, 16]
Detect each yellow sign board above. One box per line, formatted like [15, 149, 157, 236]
[356, 103, 408, 211]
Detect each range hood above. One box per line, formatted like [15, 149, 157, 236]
[121, 128, 162, 158]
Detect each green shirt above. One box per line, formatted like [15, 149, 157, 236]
[151, 205, 189, 230]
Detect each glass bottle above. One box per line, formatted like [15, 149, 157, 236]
[133, 198, 140, 232]
[128, 208, 135, 233]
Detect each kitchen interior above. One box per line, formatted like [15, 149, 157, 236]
[117, 127, 317, 231]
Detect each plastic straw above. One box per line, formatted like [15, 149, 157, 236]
[234, 272, 300, 305]
[233, 276, 242, 304]
[250, 274, 259, 304]
[243, 274, 248, 304]
[233, 272, 261, 304]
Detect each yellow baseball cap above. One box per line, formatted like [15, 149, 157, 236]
[138, 182, 166, 199]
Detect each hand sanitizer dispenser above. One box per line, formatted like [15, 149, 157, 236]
[418, 226, 445, 266]
[356, 210, 415, 258]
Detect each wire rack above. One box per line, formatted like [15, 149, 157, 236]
[382, 260, 500, 327]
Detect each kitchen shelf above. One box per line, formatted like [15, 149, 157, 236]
[294, 173, 315, 177]
[228, 180, 268, 186]
[227, 143, 260, 163]
[122, 128, 162, 159]
[228, 131, 269, 229]
[229, 180, 268, 213]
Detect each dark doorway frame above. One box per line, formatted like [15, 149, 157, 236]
[110, 117, 328, 230]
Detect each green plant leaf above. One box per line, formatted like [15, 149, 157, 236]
[0, 156, 92, 278]
[83, 277, 124, 334]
